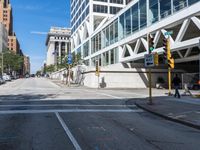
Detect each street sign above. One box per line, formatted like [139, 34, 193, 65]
[145, 54, 154, 67]
[68, 53, 72, 64]
[145, 53, 159, 67]
[165, 31, 173, 36]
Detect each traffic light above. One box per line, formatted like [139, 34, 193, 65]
[168, 57, 174, 69]
[163, 38, 174, 69]
[148, 34, 155, 53]
[163, 38, 168, 60]
[95, 60, 100, 76]
[154, 52, 159, 66]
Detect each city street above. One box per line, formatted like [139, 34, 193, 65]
[0, 78, 200, 150]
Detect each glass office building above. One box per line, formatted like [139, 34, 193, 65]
[79, 0, 200, 67]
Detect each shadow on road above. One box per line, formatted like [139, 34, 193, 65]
[0, 94, 57, 101]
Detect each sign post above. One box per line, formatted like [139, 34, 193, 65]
[147, 34, 153, 105]
[67, 53, 72, 87]
[95, 60, 100, 89]
[164, 31, 174, 96]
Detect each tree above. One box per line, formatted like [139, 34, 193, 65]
[36, 70, 42, 76]
[45, 65, 55, 73]
[0, 50, 24, 74]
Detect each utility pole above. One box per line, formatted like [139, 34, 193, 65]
[163, 35, 174, 96]
[95, 60, 100, 89]
[67, 53, 72, 87]
[147, 34, 155, 105]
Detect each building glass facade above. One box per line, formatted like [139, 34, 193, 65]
[88, 0, 200, 66]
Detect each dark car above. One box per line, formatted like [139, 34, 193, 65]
[30, 74, 35, 77]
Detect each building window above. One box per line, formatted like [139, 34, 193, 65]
[173, 0, 187, 13]
[93, 5, 108, 13]
[83, 41, 89, 58]
[160, 0, 171, 19]
[110, 6, 122, 14]
[139, 0, 147, 29]
[125, 9, 131, 37]
[149, 0, 159, 24]
[188, 0, 199, 5]
[132, 3, 139, 32]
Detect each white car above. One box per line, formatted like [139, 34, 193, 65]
[2, 75, 11, 81]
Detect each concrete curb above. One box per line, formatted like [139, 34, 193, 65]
[135, 101, 200, 130]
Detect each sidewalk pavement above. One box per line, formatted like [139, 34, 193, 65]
[133, 96, 200, 130]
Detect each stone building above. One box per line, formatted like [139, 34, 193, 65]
[46, 27, 71, 66]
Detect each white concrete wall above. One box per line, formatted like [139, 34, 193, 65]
[50, 63, 184, 89]
[82, 63, 183, 88]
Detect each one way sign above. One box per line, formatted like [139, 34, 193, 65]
[145, 54, 154, 67]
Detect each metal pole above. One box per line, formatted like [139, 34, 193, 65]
[147, 33, 153, 105]
[68, 64, 71, 87]
[168, 67, 172, 95]
[149, 68, 153, 104]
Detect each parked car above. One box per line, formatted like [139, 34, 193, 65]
[0, 77, 5, 84]
[25, 74, 30, 78]
[2, 74, 11, 81]
[30, 74, 35, 78]
[10, 75, 16, 80]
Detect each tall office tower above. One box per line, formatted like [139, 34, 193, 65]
[70, 0, 127, 58]
[0, 0, 13, 35]
[0, 0, 20, 54]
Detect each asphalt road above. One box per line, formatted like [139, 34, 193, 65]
[0, 78, 200, 150]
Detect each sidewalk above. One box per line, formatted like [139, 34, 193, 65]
[133, 96, 200, 130]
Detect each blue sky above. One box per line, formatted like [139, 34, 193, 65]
[10, 0, 70, 73]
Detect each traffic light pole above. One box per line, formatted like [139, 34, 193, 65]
[147, 34, 153, 105]
[167, 37, 172, 96]
[148, 68, 153, 104]
[168, 67, 172, 95]
[67, 64, 71, 87]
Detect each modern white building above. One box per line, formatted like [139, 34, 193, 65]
[46, 27, 71, 66]
[0, 23, 8, 53]
[70, 0, 200, 88]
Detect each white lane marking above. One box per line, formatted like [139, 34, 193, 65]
[0, 109, 143, 114]
[55, 112, 82, 150]
[82, 89, 124, 99]
[97, 93, 124, 99]
[82, 89, 146, 99]
[0, 104, 137, 107]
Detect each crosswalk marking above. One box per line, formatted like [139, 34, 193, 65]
[0, 109, 143, 115]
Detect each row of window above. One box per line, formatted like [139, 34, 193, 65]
[90, 0, 199, 54]
[91, 20, 118, 54]
[93, 5, 122, 14]
[71, 0, 89, 16]
[71, 6, 89, 34]
[91, 47, 119, 67]
[94, 0, 124, 4]
[71, 0, 89, 26]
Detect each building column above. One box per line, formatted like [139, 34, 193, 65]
[58, 42, 61, 64]
[47, 41, 55, 66]
[66, 42, 69, 54]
